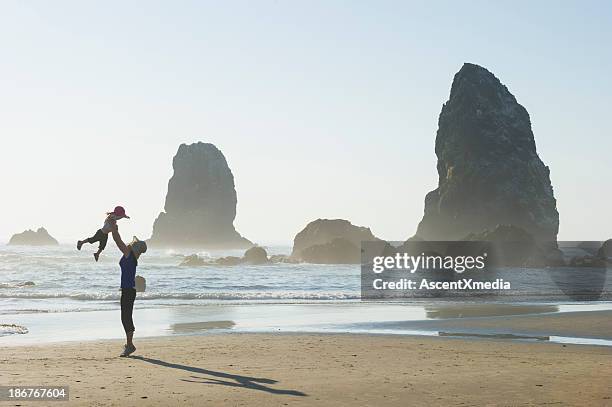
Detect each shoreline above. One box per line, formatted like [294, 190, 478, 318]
[2, 333, 611, 406]
[3, 328, 612, 351]
[3, 303, 612, 348]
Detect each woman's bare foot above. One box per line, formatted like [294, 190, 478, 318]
[94, 252, 100, 262]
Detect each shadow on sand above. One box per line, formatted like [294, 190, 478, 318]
[131, 356, 307, 397]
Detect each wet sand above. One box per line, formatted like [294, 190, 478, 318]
[2, 333, 611, 407]
[373, 309, 612, 340]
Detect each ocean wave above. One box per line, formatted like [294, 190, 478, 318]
[0, 253, 23, 261]
[0, 308, 50, 314]
[217, 284, 275, 290]
[0, 324, 28, 336]
[0, 291, 360, 301]
[0, 281, 35, 288]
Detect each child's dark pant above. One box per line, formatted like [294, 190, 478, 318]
[85, 229, 108, 251]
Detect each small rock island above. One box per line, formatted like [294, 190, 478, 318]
[8, 227, 59, 246]
[291, 219, 380, 264]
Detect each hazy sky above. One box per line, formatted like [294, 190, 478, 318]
[1, 1, 610, 245]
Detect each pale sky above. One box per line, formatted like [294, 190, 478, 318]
[0, 0, 610, 245]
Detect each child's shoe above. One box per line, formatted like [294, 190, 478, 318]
[77, 241, 83, 250]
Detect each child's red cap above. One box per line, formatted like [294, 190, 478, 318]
[111, 206, 130, 219]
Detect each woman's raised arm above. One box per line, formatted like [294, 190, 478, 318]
[110, 223, 130, 257]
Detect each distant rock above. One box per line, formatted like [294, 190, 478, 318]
[464, 224, 535, 266]
[414, 63, 559, 243]
[291, 219, 379, 263]
[465, 225, 564, 267]
[299, 238, 362, 264]
[464, 224, 535, 243]
[150, 142, 252, 249]
[8, 228, 59, 246]
[179, 247, 276, 267]
[568, 255, 607, 268]
[269, 254, 299, 264]
[597, 239, 612, 259]
[243, 246, 268, 264]
[534, 249, 566, 267]
[179, 254, 207, 267]
[216, 256, 243, 266]
[576, 241, 602, 256]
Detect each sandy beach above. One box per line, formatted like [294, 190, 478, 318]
[2, 332, 611, 407]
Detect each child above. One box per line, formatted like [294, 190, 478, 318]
[78, 206, 130, 261]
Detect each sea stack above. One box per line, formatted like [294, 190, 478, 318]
[291, 219, 379, 264]
[415, 63, 559, 242]
[149, 142, 252, 248]
[8, 227, 59, 246]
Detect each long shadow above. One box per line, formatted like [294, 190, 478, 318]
[131, 356, 307, 397]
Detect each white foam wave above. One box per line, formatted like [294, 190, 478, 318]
[0, 324, 29, 336]
[0, 291, 360, 301]
[0, 281, 35, 289]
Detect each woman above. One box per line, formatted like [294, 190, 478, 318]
[110, 222, 147, 357]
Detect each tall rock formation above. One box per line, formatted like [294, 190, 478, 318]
[415, 63, 559, 242]
[149, 142, 252, 248]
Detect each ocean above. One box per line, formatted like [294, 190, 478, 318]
[0, 245, 360, 314]
[1, 244, 611, 345]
